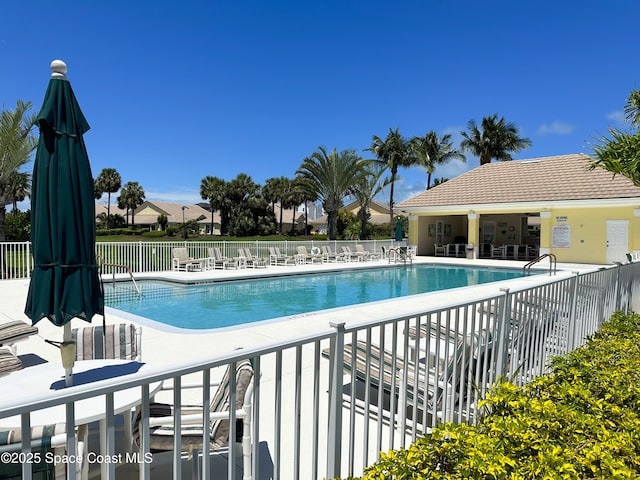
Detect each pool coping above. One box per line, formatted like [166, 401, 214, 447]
[103, 261, 551, 333]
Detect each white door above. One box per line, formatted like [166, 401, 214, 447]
[606, 220, 629, 264]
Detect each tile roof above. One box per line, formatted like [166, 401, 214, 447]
[398, 153, 640, 208]
[134, 201, 217, 224]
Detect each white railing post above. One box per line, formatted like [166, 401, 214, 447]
[494, 288, 511, 379]
[614, 263, 622, 311]
[138, 241, 143, 274]
[567, 272, 580, 352]
[326, 321, 345, 479]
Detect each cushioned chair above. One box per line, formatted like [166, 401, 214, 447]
[0, 423, 87, 480]
[72, 323, 142, 361]
[296, 245, 323, 264]
[134, 360, 255, 479]
[0, 348, 22, 377]
[172, 247, 205, 272]
[321, 245, 343, 263]
[71, 322, 142, 453]
[0, 320, 38, 355]
[239, 248, 267, 268]
[324, 331, 490, 425]
[269, 247, 296, 266]
[340, 246, 362, 262]
[207, 247, 236, 270]
[356, 244, 379, 260]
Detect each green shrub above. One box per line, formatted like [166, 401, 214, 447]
[141, 230, 167, 238]
[360, 311, 640, 479]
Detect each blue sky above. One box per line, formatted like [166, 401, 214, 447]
[2, 1, 639, 208]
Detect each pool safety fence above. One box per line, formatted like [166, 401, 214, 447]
[0, 240, 400, 280]
[2, 262, 638, 480]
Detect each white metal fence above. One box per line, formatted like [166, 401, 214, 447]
[1, 262, 638, 480]
[0, 240, 400, 279]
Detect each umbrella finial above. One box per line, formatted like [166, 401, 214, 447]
[50, 59, 68, 79]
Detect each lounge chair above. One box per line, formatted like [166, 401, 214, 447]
[0, 424, 87, 480]
[172, 247, 205, 272]
[0, 348, 22, 377]
[72, 322, 142, 361]
[324, 331, 489, 425]
[207, 247, 237, 270]
[133, 359, 254, 479]
[239, 248, 267, 268]
[434, 244, 446, 256]
[340, 246, 363, 262]
[269, 247, 296, 266]
[355, 244, 379, 260]
[321, 245, 343, 263]
[296, 245, 323, 264]
[0, 320, 38, 355]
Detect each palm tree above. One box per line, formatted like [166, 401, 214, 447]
[200, 175, 227, 235]
[624, 89, 640, 127]
[351, 163, 391, 240]
[6, 171, 31, 212]
[460, 114, 532, 165]
[94, 168, 122, 219]
[297, 146, 365, 240]
[293, 176, 318, 235]
[590, 89, 640, 185]
[118, 181, 145, 227]
[285, 177, 308, 234]
[227, 173, 260, 236]
[366, 128, 417, 233]
[0, 100, 37, 241]
[262, 177, 281, 213]
[410, 131, 465, 189]
[275, 177, 292, 233]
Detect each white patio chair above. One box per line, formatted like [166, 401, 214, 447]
[134, 360, 255, 479]
[172, 247, 205, 271]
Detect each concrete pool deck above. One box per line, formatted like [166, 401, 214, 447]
[0, 256, 604, 479]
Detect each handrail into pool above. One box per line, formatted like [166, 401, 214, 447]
[97, 255, 142, 295]
[1, 263, 638, 479]
[523, 252, 557, 276]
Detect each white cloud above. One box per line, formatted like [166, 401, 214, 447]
[607, 110, 625, 126]
[537, 121, 575, 135]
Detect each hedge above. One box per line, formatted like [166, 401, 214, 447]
[358, 311, 640, 479]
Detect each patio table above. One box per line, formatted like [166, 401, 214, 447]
[0, 359, 162, 478]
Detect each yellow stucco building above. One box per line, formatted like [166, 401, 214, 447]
[397, 153, 640, 264]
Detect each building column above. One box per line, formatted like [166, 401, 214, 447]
[539, 211, 552, 256]
[633, 209, 640, 257]
[467, 212, 479, 259]
[407, 215, 418, 247]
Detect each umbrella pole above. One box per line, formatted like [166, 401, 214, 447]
[61, 323, 76, 387]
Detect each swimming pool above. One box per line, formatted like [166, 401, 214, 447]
[104, 264, 529, 330]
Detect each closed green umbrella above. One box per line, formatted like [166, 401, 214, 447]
[24, 60, 104, 386]
[395, 216, 403, 242]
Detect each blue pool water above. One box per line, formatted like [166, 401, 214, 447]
[104, 265, 528, 330]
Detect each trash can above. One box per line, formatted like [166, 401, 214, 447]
[466, 243, 475, 259]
